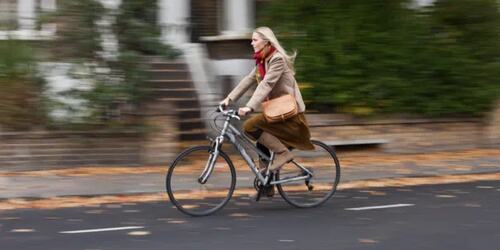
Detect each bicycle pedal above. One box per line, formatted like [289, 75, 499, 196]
[265, 185, 275, 197]
[254, 189, 263, 202]
[305, 179, 314, 191]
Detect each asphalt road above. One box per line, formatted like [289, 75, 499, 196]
[1, 181, 499, 250]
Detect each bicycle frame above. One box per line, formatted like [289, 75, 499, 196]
[198, 107, 314, 187]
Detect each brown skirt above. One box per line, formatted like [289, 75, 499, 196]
[243, 113, 315, 150]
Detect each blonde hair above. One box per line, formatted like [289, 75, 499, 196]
[254, 26, 297, 74]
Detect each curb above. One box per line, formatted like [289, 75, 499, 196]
[1, 171, 499, 211]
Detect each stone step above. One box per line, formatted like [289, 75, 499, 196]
[150, 62, 188, 71]
[174, 100, 201, 109]
[148, 70, 191, 80]
[179, 119, 205, 130]
[0, 158, 142, 169]
[178, 129, 207, 141]
[174, 109, 202, 119]
[177, 140, 211, 149]
[0, 150, 138, 160]
[0, 132, 140, 140]
[146, 59, 205, 142]
[179, 133, 207, 141]
[0, 142, 139, 150]
[144, 88, 198, 98]
[144, 79, 193, 89]
[178, 117, 206, 123]
[157, 97, 200, 108]
[0, 147, 139, 155]
[323, 139, 389, 151]
[175, 107, 201, 112]
[0, 152, 140, 161]
[158, 97, 198, 102]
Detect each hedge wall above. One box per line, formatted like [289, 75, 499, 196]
[258, 0, 500, 117]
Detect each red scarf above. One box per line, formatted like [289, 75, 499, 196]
[253, 46, 276, 81]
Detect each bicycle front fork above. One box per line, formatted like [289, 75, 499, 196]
[198, 136, 222, 184]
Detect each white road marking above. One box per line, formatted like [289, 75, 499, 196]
[345, 203, 415, 211]
[128, 231, 151, 236]
[60, 226, 144, 234]
[11, 229, 35, 233]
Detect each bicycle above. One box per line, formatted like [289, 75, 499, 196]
[166, 105, 341, 216]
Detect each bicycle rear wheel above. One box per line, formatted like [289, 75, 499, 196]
[166, 146, 236, 216]
[276, 140, 340, 208]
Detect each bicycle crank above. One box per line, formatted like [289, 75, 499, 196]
[305, 179, 314, 191]
[303, 167, 314, 191]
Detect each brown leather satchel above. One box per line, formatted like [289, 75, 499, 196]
[256, 69, 299, 123]
[262, 94, 299, 123]
[262, 93, 298, 123]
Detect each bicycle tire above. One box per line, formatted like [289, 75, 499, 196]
[166, 146, 236, 216]
[276, 140, 341, 208]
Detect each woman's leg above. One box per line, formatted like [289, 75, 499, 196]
[243, 115, 268, 169]
[256, 142, 271, 170]
[256, 132, 293, 171]
[243, 114, 293, 171]
[244, 128, 270, 170]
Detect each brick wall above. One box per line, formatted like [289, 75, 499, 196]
[486, 101, 500, 147]
[0, 131, 142, 171]
[140, 101, 179, 165]
[0, 113, 179, 171]
[2, 105, 498, 170]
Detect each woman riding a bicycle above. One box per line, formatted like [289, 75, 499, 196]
[166, 27, 340, 217]
[220, 26, 314, 175]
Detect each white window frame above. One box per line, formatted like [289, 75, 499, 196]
[0, 0, 57, 40]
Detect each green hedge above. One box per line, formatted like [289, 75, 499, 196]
[258, 0, 500, 117]
[0, 41, 47, 130]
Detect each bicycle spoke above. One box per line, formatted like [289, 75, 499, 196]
[166, 146, 236, 216]
[276, 140, 341, 208]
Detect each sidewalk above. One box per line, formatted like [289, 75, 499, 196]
[1, 149, 499, 201]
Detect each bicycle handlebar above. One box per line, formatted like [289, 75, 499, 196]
[216, 104, 241, 120]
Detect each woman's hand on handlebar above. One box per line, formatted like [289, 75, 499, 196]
[219, 97, 231, 109]
[238, 107, 252, 117]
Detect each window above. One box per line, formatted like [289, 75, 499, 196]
[0, 0, 18, 31]
[0, 0, 56, 40]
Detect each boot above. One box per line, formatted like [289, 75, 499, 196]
[264, 172, 275, 197]
[252, 171, 275, 201]
[257, 132, 293, 171]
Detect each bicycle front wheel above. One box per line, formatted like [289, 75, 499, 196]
[166, 146, 236, 216]
[276, 140, 340, 208]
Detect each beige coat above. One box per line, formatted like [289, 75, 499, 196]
[227, 51, 306, 113]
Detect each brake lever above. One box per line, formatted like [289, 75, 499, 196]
[216, 103, 228, 113]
